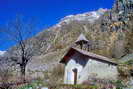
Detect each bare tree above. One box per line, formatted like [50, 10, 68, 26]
[1, 16, 37, 82]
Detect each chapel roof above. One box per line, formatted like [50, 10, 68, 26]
[60, 47, 117, 65]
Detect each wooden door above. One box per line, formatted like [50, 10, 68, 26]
[73, 68, 77, 85]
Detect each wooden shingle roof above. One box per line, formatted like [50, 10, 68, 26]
[60, 47, 117, 65]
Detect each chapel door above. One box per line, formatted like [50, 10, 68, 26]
[73, 68, 78, 85]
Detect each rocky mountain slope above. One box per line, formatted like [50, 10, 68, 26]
[25, 8, 108, 72]
[5, 0, 133, 84]
[56, 8, 107, 27]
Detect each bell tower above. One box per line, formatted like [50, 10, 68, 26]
[75, 33, 90, 51]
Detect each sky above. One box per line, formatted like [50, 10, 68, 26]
[0, 0, 114, 51]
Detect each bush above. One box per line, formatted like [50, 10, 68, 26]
[0, 67, 12, 89]
[114, 80, 126, 89]
[44, 64, 65, 86]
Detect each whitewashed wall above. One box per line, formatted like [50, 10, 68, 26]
[64, 52, 88, 84]
[78, 59, 118, 83]
[64, 52, 118, 84]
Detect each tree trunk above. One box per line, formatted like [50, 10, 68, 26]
[20, 64, 26, 83]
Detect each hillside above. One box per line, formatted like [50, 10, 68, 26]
[5, 0, 133, 85]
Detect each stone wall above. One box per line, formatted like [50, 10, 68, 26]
[79, 59, 118, 83]
[64, 52, 118, 84]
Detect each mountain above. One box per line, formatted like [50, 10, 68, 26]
[5, 0, 133, 84]
[56, 8, 107, 28]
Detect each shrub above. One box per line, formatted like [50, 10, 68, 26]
[118, 64, 131, 80]
[0, 67, 12, 89]
[44, 64, 65, 86]
[114, 80, 126, 89]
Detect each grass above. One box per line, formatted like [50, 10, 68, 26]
[19, 84, 33, 89]
[17, 80, 127, 89]
[18, 79, 45, 89]
[55, 84, 98, 89]
[18, 82, 98, 89]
